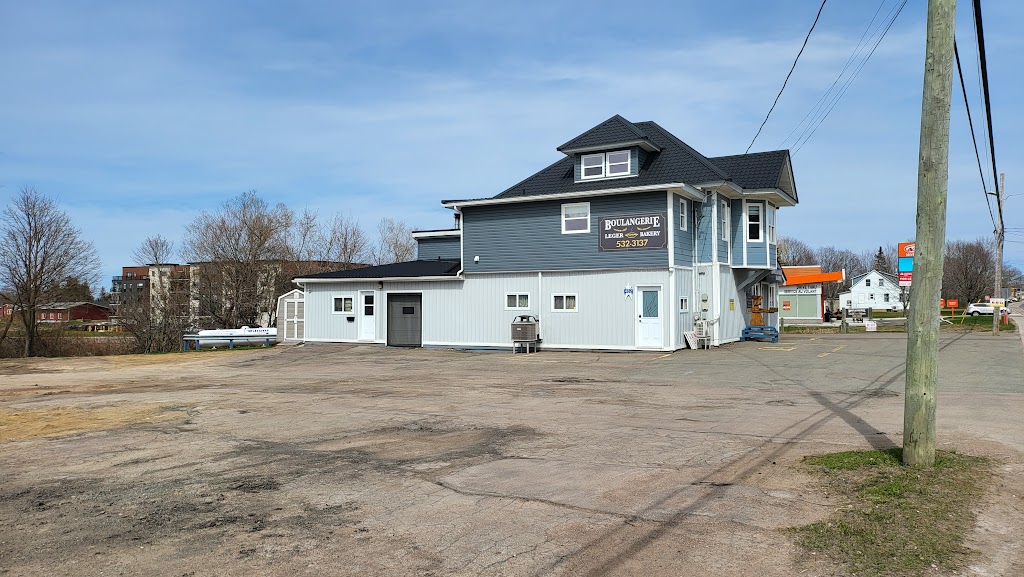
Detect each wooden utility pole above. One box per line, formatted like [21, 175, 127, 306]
[992, 172, 1004, 336]
[904, 0, 956, 468]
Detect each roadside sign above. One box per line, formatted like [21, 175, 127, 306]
[898, 242, 915, 287]
[990, 298, 1006, 307]
[947, 299, 959, 308]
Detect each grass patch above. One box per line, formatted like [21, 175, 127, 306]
[792, 448, 991, 577]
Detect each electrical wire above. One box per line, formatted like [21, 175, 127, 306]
[779, 0, 888, 149]
[792, 0, 907, 154]
[972, 0, 1001, 214]
[745, 0, 828, 153]
[954, 39, 997, 229]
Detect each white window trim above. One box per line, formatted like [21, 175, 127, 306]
[746, 204, 763, 242]
[679, 296, 690, 313]
[332, 294, 355, 314]
[720, 200, 729, 241]
[561, 202, 591, 234]
[505, 293, 531, 311]
[551, 293, 579, 313]
[679, 198, 688, 231]
[767, 205, 777, 243]
[579, 150, 631, 181]
[581, 153, 605, 179]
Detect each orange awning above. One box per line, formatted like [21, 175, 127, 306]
[783, 270, 845, 286]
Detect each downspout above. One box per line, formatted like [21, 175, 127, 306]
[667, 191, 676, 350]
[454, 205, 465, 278]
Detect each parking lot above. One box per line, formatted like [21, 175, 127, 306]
[1, 332, 1022, 576]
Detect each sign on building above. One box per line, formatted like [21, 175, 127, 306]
[598, 213, 667, 251]
[898, 242, 915, 287]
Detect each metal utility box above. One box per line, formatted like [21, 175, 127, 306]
[511, 315, 539, 353]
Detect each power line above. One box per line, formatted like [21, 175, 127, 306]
[779, 0, 888, 149]
[954, 39, 996, 229]
[792, 0, 907, 154]
[972, 0, 1001, 220]
[745, 0, 828, 153]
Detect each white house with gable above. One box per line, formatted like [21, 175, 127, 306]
[838, 270, 903, 311]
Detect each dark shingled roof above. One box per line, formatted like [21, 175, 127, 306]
[556, 115, 658, 152]
[298, 259, 461, 280]
[708, 150, 791, 191]
[442, 116, 796, 204]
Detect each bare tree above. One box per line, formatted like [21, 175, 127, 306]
[0, 188, 100, 356]
[942, 238, 995, 303]
[776, 236, 815, 266]
[182, 191, 294, 329]
[370, 217, 416, 265]
[816, 246, 866, 310]
[322, 213, 369, 265]
[132, 234, 176, 265]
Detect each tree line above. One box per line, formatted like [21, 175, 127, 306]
[778, 236, 1023, 308]
[0, 187, 419, 356]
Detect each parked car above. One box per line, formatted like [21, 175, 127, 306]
[965, 302, 1009, 316]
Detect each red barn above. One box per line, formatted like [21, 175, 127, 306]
[37, 302, 112, 323]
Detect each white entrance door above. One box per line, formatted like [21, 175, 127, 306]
[636, 287, 663, 348]
[359, 291, 376, 341]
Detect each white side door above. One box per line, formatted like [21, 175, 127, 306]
[359, 291, 376, 341]
[636, 287, 663, 348]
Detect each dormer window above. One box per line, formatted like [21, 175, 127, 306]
[580, 150, 631, 180]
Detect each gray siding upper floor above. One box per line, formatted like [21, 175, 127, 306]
[462, 192, 669, 273]
[696, 199, 714, 263]
[417, 236, 461, 260]
[673, 194, 695, 267]
[730, 199, 743, 266]
[746, 199, 768, 267]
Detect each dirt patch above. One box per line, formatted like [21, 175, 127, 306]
[0, 403, 189, 442]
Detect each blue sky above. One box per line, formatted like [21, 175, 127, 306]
[1, 0, 1021, 286]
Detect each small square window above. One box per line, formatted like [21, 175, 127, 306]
[884, 294, 890, 302]
[679, 199, 688, 232]
[552, 293, 578, 312]
[581, 154, 604, 179]
[606, 150, 630, 175]
[505, 293, 530, 310]
[562, 202, 590, 234]
[333, 296, 354, 313]
[679, 297, 690, 312]
[865, 279, 871, 287]
[878, 279, 884, 287]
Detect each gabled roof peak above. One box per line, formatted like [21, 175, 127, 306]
[557, 115, 661, 154]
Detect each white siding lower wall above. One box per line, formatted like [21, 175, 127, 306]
[718, 269, 745, 343]
[302, 269, 677, 350]
[674, 268, 695, 346]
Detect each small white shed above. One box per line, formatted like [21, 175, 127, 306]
[276, 289, 305, 342]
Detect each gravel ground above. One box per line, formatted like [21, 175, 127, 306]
[0, 330, 1021, 577]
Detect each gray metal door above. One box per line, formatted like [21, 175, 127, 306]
[387, 294, 422, 347]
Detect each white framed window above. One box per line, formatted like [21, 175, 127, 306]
[679, 296, 690, 312]
[561, 202, 590, 234]
[767, 205, 777, 243]
[878, 278, 884, 287]
[747, 204, 762, 242]
[581, 154, 604, 179]
[679, 198, 688, 231]
[719, 200, 729, 241]
[332, 295, 354, 314]
[884, 294, 890, 303]
[865, 279, 871, 287]
[580, 150, 631, 180]
[606, 150, 630, 175]
[551, 293, 578, 312]
[505, 293, 530, 310]
[869, 294, 875, 300]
